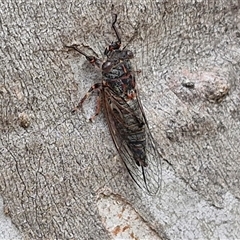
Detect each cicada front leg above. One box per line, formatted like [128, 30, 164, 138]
[65, 44, 102, 69]
[65, 44, 103, 120]
[71, 82, 102, 121]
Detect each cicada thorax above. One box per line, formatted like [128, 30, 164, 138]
[102, 49, 148, 167]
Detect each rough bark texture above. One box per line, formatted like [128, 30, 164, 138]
[0, 0, 239, 239]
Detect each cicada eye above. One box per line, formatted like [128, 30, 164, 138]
[120, 50, 134, 60]
[102, 61, 113, 72]
[126, 50, 134, 59]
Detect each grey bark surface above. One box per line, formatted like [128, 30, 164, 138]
[0, 0, 239, 239]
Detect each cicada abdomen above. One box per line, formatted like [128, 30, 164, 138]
[66, 14, 162, 195]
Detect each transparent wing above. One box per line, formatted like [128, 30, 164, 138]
[103, 87, 162, 195]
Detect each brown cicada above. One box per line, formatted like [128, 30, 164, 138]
[66, 14, 162, 195]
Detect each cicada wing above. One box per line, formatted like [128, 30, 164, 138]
[135, 88, 163, 193]
[103, 88, 162, 195]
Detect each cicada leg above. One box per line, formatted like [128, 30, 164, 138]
[71, 82, 102, 115]
[89, 88, 102, 122]
[65, 44, 103, 119]
[65, 44, 102, 69]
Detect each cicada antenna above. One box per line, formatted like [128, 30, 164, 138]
[104, 13, 122, 55]
[112, 14, 121, 46]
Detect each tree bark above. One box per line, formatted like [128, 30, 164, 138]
[0, 0, 239, 239]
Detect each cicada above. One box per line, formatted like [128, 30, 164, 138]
[66, 14, 162, 195]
